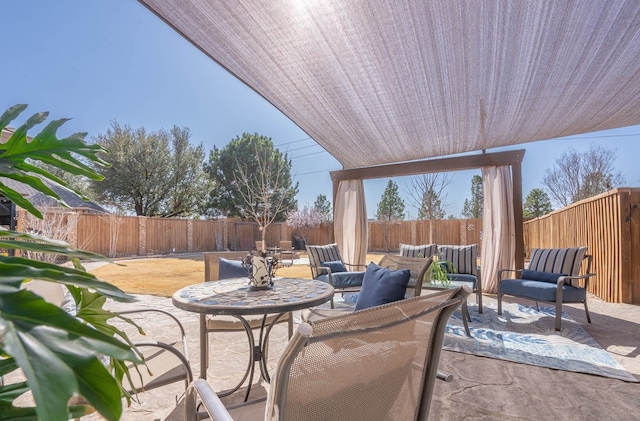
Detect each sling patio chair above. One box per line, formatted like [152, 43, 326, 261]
[305, 243, 366, 308]
[22, 280, 193, 397]
[497, 247, 595, 331]
[184, 286, 470, 421]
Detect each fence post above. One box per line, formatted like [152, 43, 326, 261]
[187, 219, 194, 252]
[460, 220, 467, 244]
[410, 220, 417, 245]
[223, 219, 229, 250]
[67, 212, 79, 249]
[138, 216, 146, 255]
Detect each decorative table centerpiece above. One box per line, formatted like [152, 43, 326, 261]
[242, 251, 279, 290]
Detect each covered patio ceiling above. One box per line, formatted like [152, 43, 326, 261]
[139, 1, 640, 170]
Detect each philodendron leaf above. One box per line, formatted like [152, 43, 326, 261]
[0, 256, 133, 302]
[0, 290, 141, 421]
[0, 228, 112, 262]
[0, 105, 109, 219]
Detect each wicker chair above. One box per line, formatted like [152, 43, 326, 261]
[185, 286, 470, 421]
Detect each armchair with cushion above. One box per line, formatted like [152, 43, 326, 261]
[185, 286, 471, 421]
[497, 247, 594, 331]
[438, 244, 482, 312]
[306, 243, 366, 308]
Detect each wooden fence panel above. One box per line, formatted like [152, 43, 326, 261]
[145, 218, 188, 254]
[76, 214, 139, 257]
[191, 219, 226, 251]
[523, 188, 640, 303]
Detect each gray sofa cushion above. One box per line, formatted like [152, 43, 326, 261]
[520, 269, 566, 283]
[500, 279, 586, 303]
[315, 271, 365, 289]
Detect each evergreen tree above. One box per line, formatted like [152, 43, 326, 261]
[313, 194, 332, 223]
[461, 175, 483, 218]
[524, 188, 553, 217]
[376, 180, 405, 221]
[204, 132, 298, 220]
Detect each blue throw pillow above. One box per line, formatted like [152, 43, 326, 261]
[218, 257, 248, 279]
[355, 263, 411, 310]
[520, 269, 566, 283]
[321, 260, 347, 273]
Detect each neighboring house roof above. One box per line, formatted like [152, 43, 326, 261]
[0, 177, 107, 214]
[1, 127, 107, 214]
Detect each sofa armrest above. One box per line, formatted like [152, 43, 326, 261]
[497, 268, 521, 283]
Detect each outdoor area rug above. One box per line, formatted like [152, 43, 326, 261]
[444, 297, 638, 382]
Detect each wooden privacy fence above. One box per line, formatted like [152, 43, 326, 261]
[523, 188, 640, 304]
[18, 211, 480, 258]
[368, 219, 482, 252]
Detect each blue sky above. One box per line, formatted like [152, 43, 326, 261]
[4, 1, 640, 217]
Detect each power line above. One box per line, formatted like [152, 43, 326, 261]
[295, 167, 341, 176]
[290, 150, 329, 159]
[274, 136, 312, 147]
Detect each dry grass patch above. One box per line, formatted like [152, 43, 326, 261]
[91, 253, 384, 297]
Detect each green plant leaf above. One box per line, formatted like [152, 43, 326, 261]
[0, 257, 132, 301]
[0, 229, 112, 262]
[0, 290, 142, 421]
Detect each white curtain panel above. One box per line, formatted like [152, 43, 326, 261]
[334, 179, 367, 268]
[481, 166, 515, 294]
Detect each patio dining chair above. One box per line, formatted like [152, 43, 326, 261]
[306, 243, 366, 308]
[184, 286, 470, 421]
[22, 280, 193, 397]
[278, 240, 294, 266]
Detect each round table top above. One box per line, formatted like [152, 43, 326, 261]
[172, 277, 334, 316]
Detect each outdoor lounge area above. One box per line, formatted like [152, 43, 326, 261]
[6, 1, 640, 420]
[74, 253, 640, 421]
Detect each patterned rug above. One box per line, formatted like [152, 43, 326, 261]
[444, 298, 638, 382]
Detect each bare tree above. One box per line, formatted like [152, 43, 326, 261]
[234, 146, 297, 247]
[543, 144, 625, 208]
[21, 207, 78, 263]
[100, 213, 123, 258]
[405, 172, 456, 220]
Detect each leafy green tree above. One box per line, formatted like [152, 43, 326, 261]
[461, 175, 483, 218]
[376, 180, 405, 221]
[91, 121, 209, 217]
[0, 104, 139, 420]
[204, 133, 298, 221]
[524, 188, 553, 217]
[543, 144, 626, 207]
[313, 193, 332, 223]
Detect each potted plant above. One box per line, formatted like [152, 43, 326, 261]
[0, 104, 141, 421]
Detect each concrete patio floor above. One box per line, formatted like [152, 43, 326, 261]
[91, 291, 640, 421]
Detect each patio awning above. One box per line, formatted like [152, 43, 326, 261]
[138, 1, 640, 169]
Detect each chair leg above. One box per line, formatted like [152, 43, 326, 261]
[584, 299, 592, 324]
[461, 301, 471, 336]
[287, 312, 294, 338]
[497, 291, 502, 315]
[555, 301, 562, 331]
[535, 301, 540, 311]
